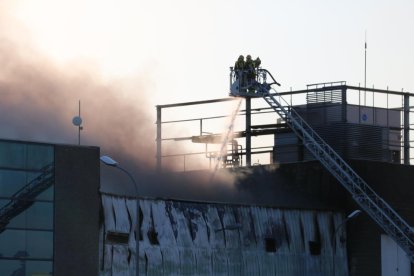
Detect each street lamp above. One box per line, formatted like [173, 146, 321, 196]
[100, 155, 140, 276]
[332, 210, 362, 274]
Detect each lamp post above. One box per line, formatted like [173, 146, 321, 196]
[332, 210, 361, 275]
[100, 155, 140, 276]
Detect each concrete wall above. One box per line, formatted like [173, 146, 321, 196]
[54, 145, 100, 276]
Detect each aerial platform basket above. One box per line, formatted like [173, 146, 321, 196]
[229, 67, 279, 97]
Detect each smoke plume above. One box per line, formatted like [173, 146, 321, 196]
[0, 6, 273, 205]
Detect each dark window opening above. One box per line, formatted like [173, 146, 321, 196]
[391, 150, 400, 164]
[265, 238, 277, 252]
[147, 228, 159, 245]
[127, 249, 132, 264]
[106, 231, 129, 245]
[309, 241, 321, 255]
[139, 207, 144, 241]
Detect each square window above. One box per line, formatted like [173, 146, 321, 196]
[265, 238, 277, 252]
[309, 241, 321, 255]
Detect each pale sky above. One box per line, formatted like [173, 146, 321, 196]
[2, 0, 414, 168]
[6, 0, 414, 105]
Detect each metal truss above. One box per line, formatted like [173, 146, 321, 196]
[0, 164, 54, 233]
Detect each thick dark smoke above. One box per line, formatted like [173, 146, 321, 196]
[0, 7, 274, 204]
[0, 38, 154, 165]
[0, 41, 249, 201]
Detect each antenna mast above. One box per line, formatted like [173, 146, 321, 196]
[72, 100, 83, 145]
[364, 31, 367, 105]
[78, 100, 81, 145]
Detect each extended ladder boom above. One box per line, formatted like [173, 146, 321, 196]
[262, 91, 414, 262]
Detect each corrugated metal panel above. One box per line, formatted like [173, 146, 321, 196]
[100, 196, 348, 275]
[307, 89, 343, 104]
[277, 122, 394, 163]
[284, 210, 304, 254]
[222, 206, 240, 249]
[295, 103, 343, 126]
[205, 205, 224, 248]
[211, 248, 227, 275]
[171, 202, 193, 248]
[274, 103, 402, 164]
[333, 213, 348, 275]
[161, 247, 180, 275]
[101, 196, 115, 275]
[102, 196, 116, 231]
[195, 248, 212, 275]
[152, 201, 176, 247]
[112, 245, 129, 276]
[125, 199, 137, 275]
[238, 207, 256, 248]
[145, 247, 163, 275]
[179, 247, 196, 274]
[112, 198, 130, 276]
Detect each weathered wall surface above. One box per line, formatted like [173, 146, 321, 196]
[99, 160, 414, 275]
[100, 195, 348, 275]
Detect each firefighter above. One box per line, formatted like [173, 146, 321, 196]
[234, 55, 246, 92]
[245, 55, 255, 91]
[234, 55, 245, 71]
[245, 55, 254, 79]
[245, 55, 254, 70]
[254, 57, 261, 68]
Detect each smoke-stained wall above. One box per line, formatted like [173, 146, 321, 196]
[100, 195, 348, 275]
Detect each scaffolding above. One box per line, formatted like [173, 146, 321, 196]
[156, 83, 414, 172]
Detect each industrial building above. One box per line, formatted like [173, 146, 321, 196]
[148, 77, 414, 275]
[1, 76, 414, 275]
[0, 139, 100, 275]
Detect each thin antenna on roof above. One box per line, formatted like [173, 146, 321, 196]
[72, 100, 83, 145]
[364, 31, 367, 105]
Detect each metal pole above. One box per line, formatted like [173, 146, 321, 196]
[331, 212, 359, 275]
[404, 94, 410, 165]
[245, 98, 251, 166]
[117, 166, 140, 276]
[156, 106, 162, 172]
[364, 32, 367, 105]
[78, 100, 82, 145]
[341, 87, 347, 122]
[358, 84, 361, 124]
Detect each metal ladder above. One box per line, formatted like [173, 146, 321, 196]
[262, 91, 414, 262]
[0, 164, 54, 233]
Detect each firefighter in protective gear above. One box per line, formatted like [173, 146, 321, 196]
[254, 57, 261, 68]
[234, 55, 245, 71]
[234, 55, 246, 92]
[245, 55, 254, 70]
[245, 55, 255, 91]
